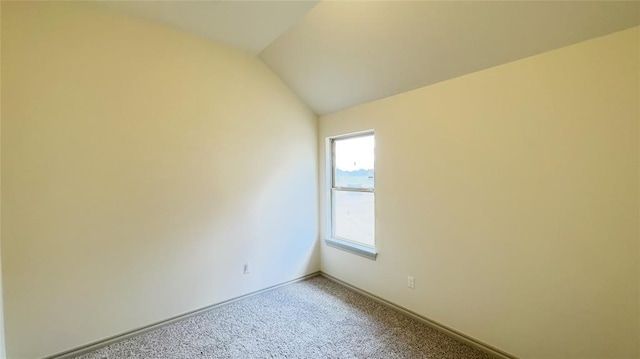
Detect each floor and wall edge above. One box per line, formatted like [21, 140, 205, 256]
[44, 272, 322, 359]
[319, 272, 518, 359]
[43, 270, 516, 359]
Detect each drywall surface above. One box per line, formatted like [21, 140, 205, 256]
[320, 27, 639, 359]
[0, 2, 6, 358]
[1, 2, 318, 358]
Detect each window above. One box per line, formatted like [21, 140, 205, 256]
[326, 131, 376, 260]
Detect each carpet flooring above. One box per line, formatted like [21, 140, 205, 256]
[74, 276, 492, 359]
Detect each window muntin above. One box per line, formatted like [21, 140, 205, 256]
[330, 133, 375, 248]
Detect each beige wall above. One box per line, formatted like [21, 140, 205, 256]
[1, 2, 319, 358]
[0, 2, 5, 358]
[320, 27, 640, 359]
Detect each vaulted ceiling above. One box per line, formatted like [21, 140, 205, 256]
[101, 1, 319, 54]
[104, 1, 640, 115]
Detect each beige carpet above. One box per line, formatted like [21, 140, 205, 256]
[75, 276, 492, 359]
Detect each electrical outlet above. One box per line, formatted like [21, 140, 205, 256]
[408, 276, 415, 289]
[243, 263, 250, 274]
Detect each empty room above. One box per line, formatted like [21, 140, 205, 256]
[1, 1, 639, 358]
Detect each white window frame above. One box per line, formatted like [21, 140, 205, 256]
[324, 130, 377, 260]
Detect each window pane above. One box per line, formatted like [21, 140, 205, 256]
[334, 135, 374, 189]
[332, 190, 374, 247]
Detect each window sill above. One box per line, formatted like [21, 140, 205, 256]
[325, 238, 377, 260]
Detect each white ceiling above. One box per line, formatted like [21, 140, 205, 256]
[102, 1, 640, 116]
[259, 1, 640, 115]
[101, 1, 319, 54]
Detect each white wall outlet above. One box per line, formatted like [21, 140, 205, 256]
[408, 276, 415, 289]
[243, 263, 250, 274]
